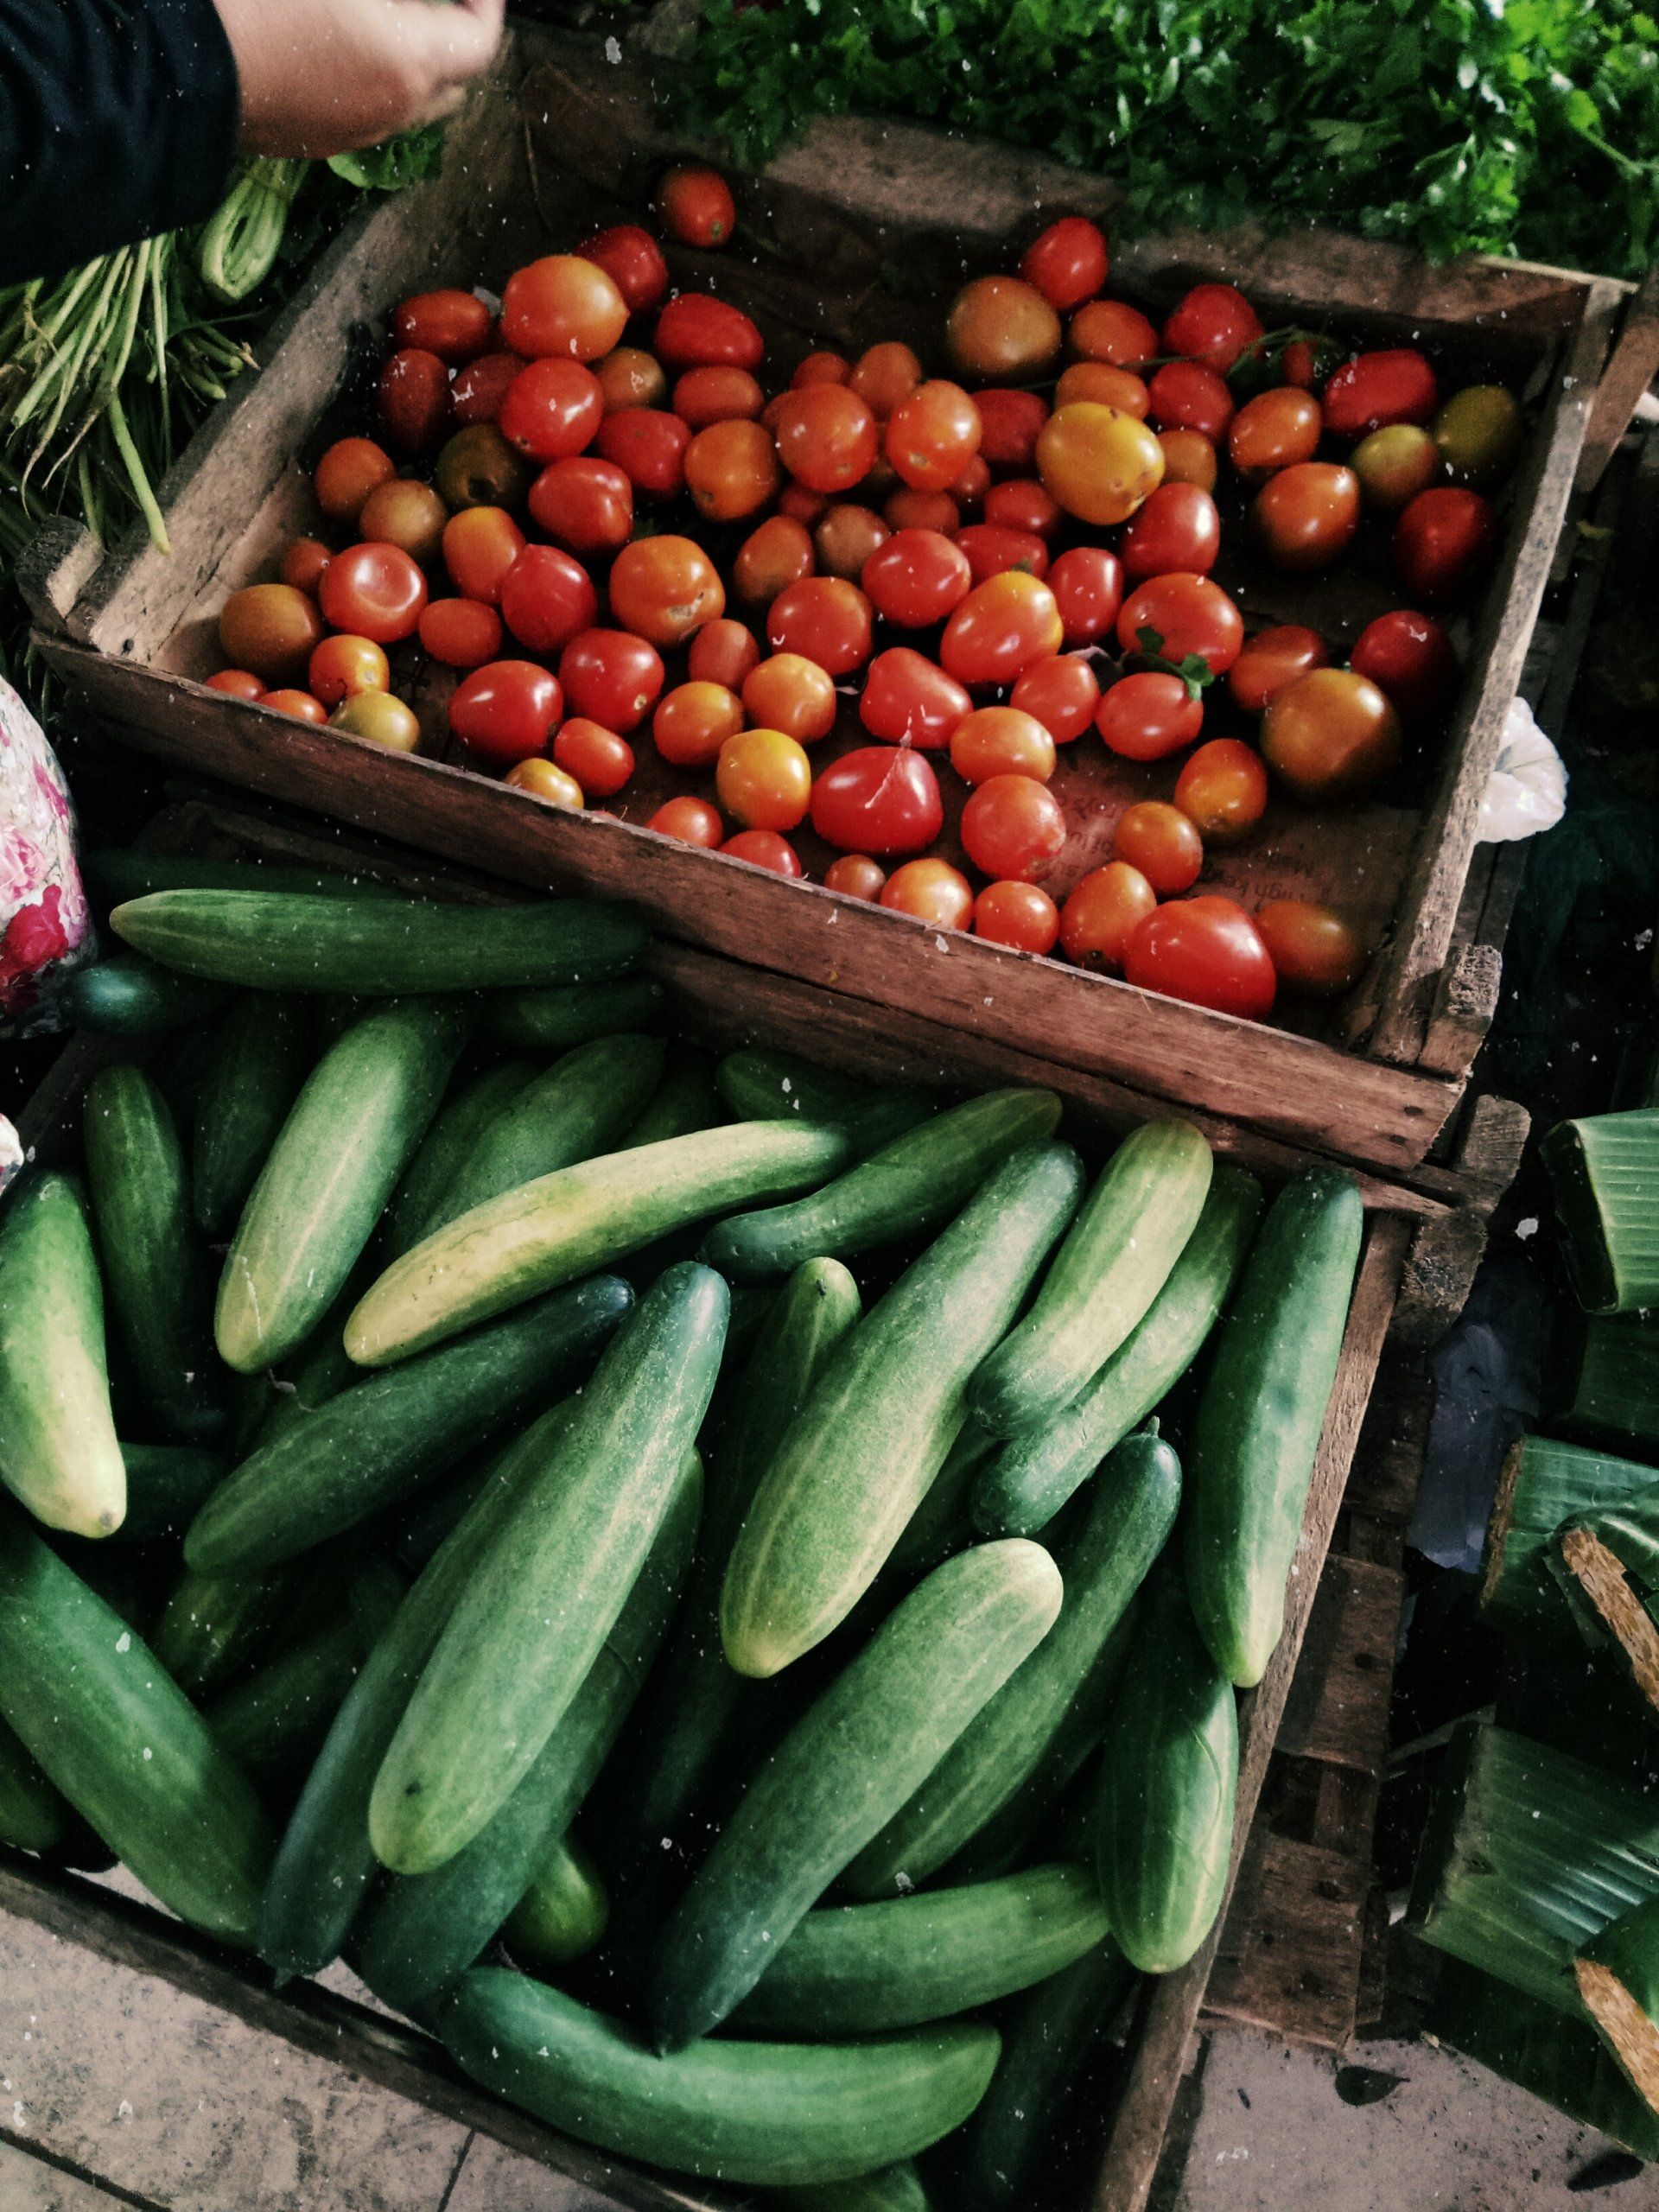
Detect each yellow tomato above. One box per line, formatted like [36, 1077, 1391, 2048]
[1351, 423, 1440, 512]
[1433, 385, 1524, 488]
[505, 758, 585, 808]
[329, 692, 420, 752]
[1037, 401, 1164, 526]
[715, 726, 813, 832]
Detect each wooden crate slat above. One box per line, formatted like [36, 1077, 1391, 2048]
[1274, 1555, 1404, 1776]
[1203, 1832, 1371, 2052]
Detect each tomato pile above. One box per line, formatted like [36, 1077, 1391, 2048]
[210, 181, 1524, 1024]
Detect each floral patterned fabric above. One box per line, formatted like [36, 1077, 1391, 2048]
[0, 677, 92, 1033]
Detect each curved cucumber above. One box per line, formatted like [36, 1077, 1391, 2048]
[485, 976, 666, 1052]
[1093, 1570, 1237, 1973]
[245, 1255, 381, 1452]
[505, 1834, 609, 1968]
[0, 1719, 67, 1854]
[970, 1120, 1213, 1438]
[717, 1050, 935, 1156]
[67, 954, 232, 1036]
[652, 1539, 1063, 2050]
[1184, 1168, 1363, 1688]
[620, 1045, 725, 1149]
[0, 1510, 272, 1942]
[847, 1427, 1180, 1898]
[0, 1173, 125, 1536]
[435, 1968, 999, 2188]
[721, 1142, 1084, 1678]
[217, 996, 470, 1372]
[84, 853, 404, 903]
[186, 1277, 631, 1573]
[973, 1168, 1262, 1538]
[371, 1263, 728, 1874]
[110, 888, 648, 994]
[192, 995, 313, 1238]
[382, 1060, 537, 1260]
[768, 2166, 933, 2212]
[115, 1444, 225, 1545]
[346, 1121, 849, 1368]
[151, 1561, 296, 1696]
[205, 1561, 404, 1783]
[703, 1088, 1062, 1280]
[84, 1066, 220, 1443]
[734, 1866, 1109, 2036]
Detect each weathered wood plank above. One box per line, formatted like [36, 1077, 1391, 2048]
[1275, 1555, 1404, 1776]
[1204, 1833, 1370, 2052]
[1576, 264, 1659, 497]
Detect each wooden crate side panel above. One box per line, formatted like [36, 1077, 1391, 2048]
[1204, 1832, 1371, 2051]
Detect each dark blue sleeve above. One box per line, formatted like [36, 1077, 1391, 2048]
[0, 0, 240, 283]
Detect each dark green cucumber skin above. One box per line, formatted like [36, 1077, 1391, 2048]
[370, 1264, 729, 1876]
[973, 1168, 1263, 1538]
[846, 1429, 1181, 1898]
[84, 853, 404, 904]
[185, 1276, 632, 1573]
[1093, 1570, 1237, 1974]
[0, 1509, 273, 1942]
[110, 888, 649, 994]
[205, 1562, 404, 1783]
[620, 1045, 726, 1150]
[191, 995, 313, 1238]
[503, 1834, 609, 1969]
[150, 1561, 297, 1696]
[1184, 1169, 1364, 1688]
[111, 1444, 225, 1545]
[0, 1717, 67, 1854]
[484, 976, 666, 1052]
[424, 1033, 666, 1235]
[702, 1089, 1063, 1280]
[733, 1865, 1110, 2036]
[391, 1458, 492, 1573]
[246, 1253, 383, 1453]
[769, 2165, 932, 2212]
[435, 1968, 1000, 2189]
[67, 955, 233, 1035]
[383, 1060, 538, 1260]
[716, 1050, 934, 1157]
[721, 1143, 1084, 1678]
[353, 1453, 701, 2015]
[651, 1539, 1063, 2051]
[83, 1065, 222, 1443]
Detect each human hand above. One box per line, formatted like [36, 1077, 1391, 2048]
[216, 0, 505, 158]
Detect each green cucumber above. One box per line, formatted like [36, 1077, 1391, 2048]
[392, 1458, 492, 1573]
[114, 1444, 225, 1544]
[84, 853, 405, 903]
[1184, 1168, 1363, 1688]
[191, 995, 313, 1238]
[246, 1256, 382, 1452]
[371, 1263, 728, 1874]
[110, 888, 647, 995]
[345, 1121, 849, 1368]
[484, 976, 666, 1052]
[721, 1142, 1084, 1678]
[217, 996, 470, 1373]
[0, 1173, 125, 1536]
[1093, 1568, 1237, 1973]
[717, 1048, 935, 1157]
[973, 1168, 1262, 1538]
[846, 1427, 1180, 1898]
[0, 1719, 67, 1854]
[67, 954, 233, 1035]
[652, 1538, 1063, 2050]
[768, 2166, 932, 2212]
[186, 1276, 631, 1573]
[970, 1120, 1213, 1439]
[505, 1834, 609, 1967]
[621, 1044, 726, 1149]
[734, 1866, 1109, 2036]
[703, 1088, 1063, 1279]
[205, 1562, 404, 1783]
[875, 1421, 995, 1592]
[83, 1065, 221, 1442]
[383, 1060, 538, 1260]
[0, 1510, 272, 1942]
[151, 1561, 296, 1695]
[423, 1033, 665, 1236]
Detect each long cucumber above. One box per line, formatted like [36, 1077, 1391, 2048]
[651, 1539, 1063, 2050]
[382, 1060, 538, 1260]
[370, 1263, 728, 1874]
[205, 1563, 404, 1783]
[84, 853, 406, 902]
[973, 1168, 1262, 1537]
[620, 1045, 726, 1148]
[111, 1445, 225, 1544]
[717, 1049, 935, 1156]
[1184, 1168, 1363, 1687]
[345, 1121, 849, 1367]
[67, 955, 232, 1035]
[504, 1834, 610, 1968]
[191, 995, 313, 1238]
[485, 976, 666, 1051]
[216, 996, 470, 1372]
[721, 1143, 1084, 1678]
[0, 1720, 67, 1854]
[151, 1560, 297, 1696]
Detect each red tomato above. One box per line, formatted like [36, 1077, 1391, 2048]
[280, 537, 331, 595]
[442, 505, 525, 606]
[499, 544, 597, 655]
[1392, 486, 1498, 605]
[258, 688, 327, 724]
[1010, 652, 1101, 745]
[1174, 738, 1269, 845]
[1350, 608, 1460, 722]
[1069, 298, 1159, 369]
[1227, 625, 1330, 715]
[1323, 348, 1439, 439]
[860, 647, 972, 751]
[1124, 896, 1277, 1020]
[451, 351, 526, 428]
[1096, 671, 1204, 762]
[973, 388, 1051, 473]
[683, 418, 781, 523]
[207, 668, 265, 700]
[950, 706, 1057, 786]
[308, 632, 388, 708]
[314, 437, 395, 528]
[689, 618, 761, 691]
[1059, 862, 1156, 969]
[594, 408, 690, 499]
[861, 529, 974, 629]
[716, 727, 813, 831]
[377, 348, 451, 455]
[941, 572, 1064, 687]
[983, 479, 1063, 539]
[1020, 216, 1109, 312]
[883, 487, 960, 534]
[792, 351, 851, 389]
[608, 537, 725, 648]
[773, 385, 880, 495]
[1114, 801, 1203, 894]
[557, 628, 665, 733]
[448, 660, 561, 762]
[577, 224, 670, 315]
[880, 857, 975, 929]
[766, 576, 874, 677]
[1254, 900, 1367, 995]
[319, 543, 427, 644]
[1047, 545, 1123, 648]
[849, 342, 924, 422]
[654, 294, 764, 373]
[654, 680, 745, 769]
[960, 774, 1067, 881]
[810, 746, 944, 855]
[824, 854, 887, 899]
[554, 718, 634, 798]
[946, 276, 1062, 383]
[1252, 462, 1361, 573]
[527, 456, 632, 557]
[948, 450, 990, 516]
[394, 289, 493, 365]
[657, 163, 736, 249]
[781, 482, 832, 527]
[956, 523, 1050, 583]
[721, 830, 803, 877]
[1160, 283, 1263, 373]
[1281, 340, 1323, 390]
[498, 359, 602, 463]
[419, 597, 503, 669]
[1228, 387, 1322, 480]
[886, 381, 982, 493]
[1120, 482, 1221, 581]
[1117, 574, 1243, 676]
[1146, 361, 1235, 442]
[975, 880, 1061, 954]
[501, 256, 628, 362]
[649, 795, 725, 848]
[673, 365, 766, 429]
[734, 515, 815, 607]
[815, 504, 889, 582]
[1261, 668, 1402, 799]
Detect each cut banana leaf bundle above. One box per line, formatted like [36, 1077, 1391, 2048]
[1480, 1434, 1659, 1635]
[1542, 1111, 1659, 1316]
[1576, 1893, 1659, 2116]
[1548, 1494, 1659, 1719]
[1548, 1313, 1659, 1453]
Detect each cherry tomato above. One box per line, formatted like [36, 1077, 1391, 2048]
[258, 688, 327, 724]
[218, 583, 325, 686]
[1254, 900, 1367, 995]
[1052, 364, 1145, 419]
[435, 423, 531, 512]
[721, 830, 802, 876]
[1124, 896, 1276, 1020]
[859, 647, 971, 751]
[791, 351, 850, 389]
[1227, 625, 1329, 715]
[883, 487, 961, 534]
[1393, 486, 1498, 605]
[353, 480, 443, 566]
[950, 705, 1057, 786]
[886, 381, 982, 493]
[683, 418, 781, 523]
[1021, 216, 1109, 312]
[1114, 801, 1203, 894]
[1069, 298, 1159, 369]
[280, 537, 331, 594]
[956, 523, 1049, 584]
[849, 341, 924, 421]
[609, 536, 725, 647]
[983, 479, 1063, 539]
[1251, 462, 1360, 574]
[1121, 482, 1221, 582]
[1261, 667, 1402, 799]
[1096, 671, 1204, 762]
[1228, 387, 1321, 480]
[673, 365, 765, 430]
[505, 758, 583, 807]
[1323, 348, 1439, 439]
[811, 746, 944, 855]
[419, 597, 503, 670]
[1037, 402, 1164, 526]
[308, 632, 389, 708]
[1117, 573, 1243, 676]
[1350, 607, 1460, 724]
[442, 506, 525, 606]
[394, 289, 493, 365]
[206, 668, 265, 700]
[1059, 862, 1156, 969]
[1047, 546, 1122, 649]
[766, 576, 873, 677]
[1173, 738, 1269, 845]
[654, 680, 745, 769]
[654, 294, 764, 375]
[1281, 340, 1322, 389]
[971, 389, 1050, 475]
[689, 618, 761, 691]
[320, 542, 428, 644]
[594, 408, 690, 499]
[497, 359, 602, 463]
[1157, 428, 1217, 493]
[825, 854, 887, 899]
[330, 692, 420, 750]
[941, 571, 1064, 687]
[1433, 385, 1524, 489]
[772, 385, 879, 496]
[649, 795, 725, 848]
[448, 659, 561, 761]
[873, 857, 969, 929]
[1146, 361, 1235, 442]
[814, 504, 889, 581]
[1160, 283, 1263, 373]
[734, 515, 815, 607]
[452, 350, 528, 427]
[716, 727, 813, 831]
[1009, 652, 1101, 744]
[657, 163, 736, 249]
[553, 717, 634, 798]
[960, 774, 1067, 881]
[946, 276, 1061, 382]
[501, 255, 628, 362]
[593, 346, 667, 413]
[527, 457, 632, 558]
[558, 628, 665, 733]
[951, 452, 988, 517]
[742, 653, 837, 746]
[577, 224, 670, 315]
[975, 880, 1060, 953]
[1351, 423, 1440, 513]
[314, 437, 395, 528]
[378, 348, 451, 455]
[857, 530, 969, 632]
[499, 543, 598, 655]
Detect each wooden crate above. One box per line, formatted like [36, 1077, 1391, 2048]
[20, 22, 1628, 1188]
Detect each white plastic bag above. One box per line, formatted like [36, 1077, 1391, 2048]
[1478, 693, 1567, 844]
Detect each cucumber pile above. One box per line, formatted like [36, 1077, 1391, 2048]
[0, 858, 1365, 2201]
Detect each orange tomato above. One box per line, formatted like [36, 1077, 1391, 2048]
[1068, 297, 1159, 368]
[608, 536, 726, 646]
[741, 653, 838, 745]
[1156, 428, 1217, 493]
[1058, 862, 1156, 969]
[206, 668, 264, 700]
[885, 381, 982, 493]
[649, 795, 725, 848]
[959, 775, 1068, 881]
[314, 437, 396, 528]
[734, 515, 815, 607]
[656, 163, 736, 249]
[1009, 652, 1101, 744]
[673, 365, 766, 429]
[1036, 402, 1163, 526]
[594, 346, 667, 411]
[849, 341, 924, 421]
[945, 275, 1062, 382]
[1254, 900, 1368, 995]
[684, 418, 781, 522]
[1228, 387, 1322, 480]
[880, 857, 975, 929]
[688, 618, 761, 691]
[505, 758, 584, 808]
[1173, 739, 1270, 845]
[442, 506, 525, 606]
[814, 503, 888, 580]
[940, 571, 1064, 687]
[716, 727, 813, 831]
[653, 680, 746, 769]
[791, 350, 851, 389]
[553, 717, 633, 798]
[1113, 800, 1203, 894]
[974, 880, 1061, 954]
[1227, 625, 1329, 715]
[950, 705, 1057, 785]
[258, 688, 327, 723]
[357, 478, 448, 564]
[217, 583, 324, 685]
[824, 854, 887, 899]
[308, 633, 390, 708]
[773, 385, 880, 495]
[1054, 361, 1150, 416]
[1260, 668, 1402, 798]
[500, 254, 628, 361]
[419, 596, 504, 670]
[280, 537, 332, 594]
[1251, 462, 1361, 573]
